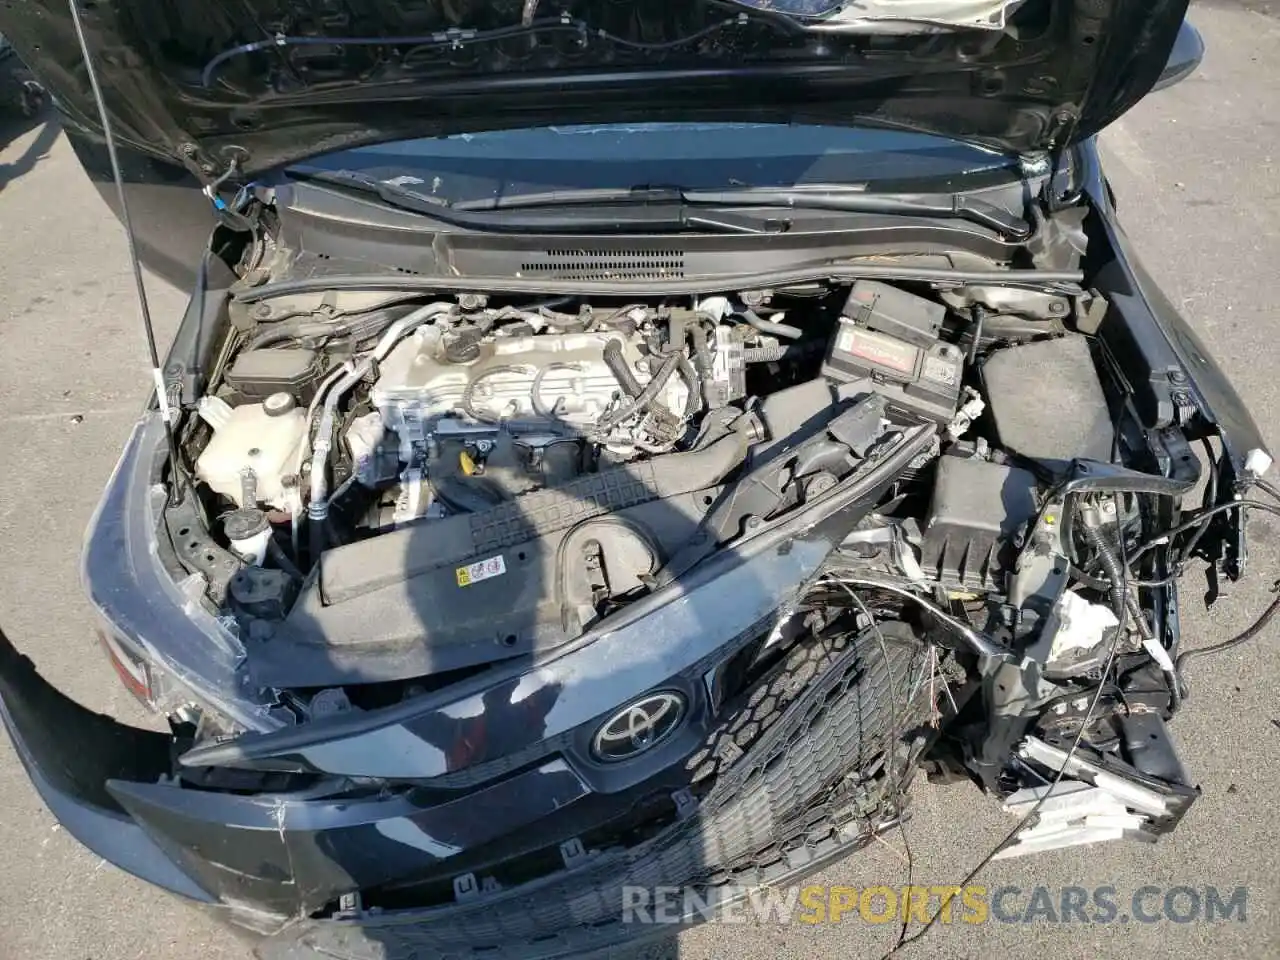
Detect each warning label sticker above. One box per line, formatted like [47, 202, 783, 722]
[456, 554, 507, 587]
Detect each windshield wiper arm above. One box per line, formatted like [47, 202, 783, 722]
[681, 186, 1032, 240]
[458, 183, 1031, 241]
[289, 172, 776, 234]
[293, 172, 1026, 239]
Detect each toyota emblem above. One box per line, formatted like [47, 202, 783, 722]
[591, 691, 687, 762]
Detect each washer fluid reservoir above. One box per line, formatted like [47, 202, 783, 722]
[195, 393, 305, 510]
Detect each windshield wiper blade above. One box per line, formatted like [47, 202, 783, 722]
[288, 172, 777, 234]
[682, 186, 1032, 240]
[293, 172, 1025, 239]
[458, 183, 1031, 241]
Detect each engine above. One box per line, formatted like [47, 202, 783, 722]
[371, 325, 693, 447]
[194, 283, 1013, 538]
[331, 299, 767, 528]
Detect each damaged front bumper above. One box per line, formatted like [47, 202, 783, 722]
[0, 605, 930, 958]
[0, 611, 1205, 958]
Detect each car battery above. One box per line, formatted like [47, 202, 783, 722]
[821, 281, 963, 422]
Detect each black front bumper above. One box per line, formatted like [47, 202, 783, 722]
[0, 612, 928, 958]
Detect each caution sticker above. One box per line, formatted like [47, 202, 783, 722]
[456, 554, 506, 587]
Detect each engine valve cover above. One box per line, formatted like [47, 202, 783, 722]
[372, 327, 687, 434]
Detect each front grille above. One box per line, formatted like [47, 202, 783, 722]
[271, 625, 932, 960]
[518, 248, 685, 280]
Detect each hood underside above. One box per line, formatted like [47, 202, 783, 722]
[0, 0, 1187, 180]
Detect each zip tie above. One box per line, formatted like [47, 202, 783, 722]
[151, 368, 173, 424]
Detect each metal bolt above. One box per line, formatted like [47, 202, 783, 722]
[239, 467, 258, 506]
[253, 303, 272, 319]
[475, 439, 494, 454]
[1170, 369, 1188, 384]
[1048, 300, 1068, 315]
[1019, 152, 1051, 176]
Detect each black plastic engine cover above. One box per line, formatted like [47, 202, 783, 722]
[248, 492, 716, 687]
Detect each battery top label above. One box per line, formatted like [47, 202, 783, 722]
[837, 325, 920, 375]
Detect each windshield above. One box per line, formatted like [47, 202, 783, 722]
[288, 123, 1021, 207]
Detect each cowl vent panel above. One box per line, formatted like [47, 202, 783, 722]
[519, 248, 685, 280]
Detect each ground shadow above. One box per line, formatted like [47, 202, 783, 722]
[0, 112, 58, 192]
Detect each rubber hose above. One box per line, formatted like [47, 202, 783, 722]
[650, 417, 754, 494]
[968, 304, 985, 365]
[308, 512, 327, 565]
[742, 308, 802, 340]
[602, 338, 643, 398]
[689, 323, 714, 378]
[1081, 520, 1127, 619]
[675, 353, 702, 420]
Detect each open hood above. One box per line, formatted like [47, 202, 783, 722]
[1, 0, 1188, 180]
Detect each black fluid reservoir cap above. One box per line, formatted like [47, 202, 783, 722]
[223, 508, 269, 541]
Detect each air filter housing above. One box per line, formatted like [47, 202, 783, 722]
[981, 334, 1114, 463]
[919, 452, 1040, 591]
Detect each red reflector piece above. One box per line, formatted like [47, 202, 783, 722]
[97, 629, 153, 706]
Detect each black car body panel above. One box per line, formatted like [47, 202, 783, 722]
[0, 633, 215, 904]
[0, 0, 1188, 178]
[1082, 149, 1266, 478]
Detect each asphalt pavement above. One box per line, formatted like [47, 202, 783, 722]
[0, 2, 1277, 957]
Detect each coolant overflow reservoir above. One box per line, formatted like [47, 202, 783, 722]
[195, 395, 305, 510]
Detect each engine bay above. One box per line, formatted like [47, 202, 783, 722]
[165, 262, 1169, 722]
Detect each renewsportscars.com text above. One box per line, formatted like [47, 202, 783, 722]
[620, 884, 1249, 925]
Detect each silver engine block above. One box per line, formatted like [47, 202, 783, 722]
[371, 326, 688, 439]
